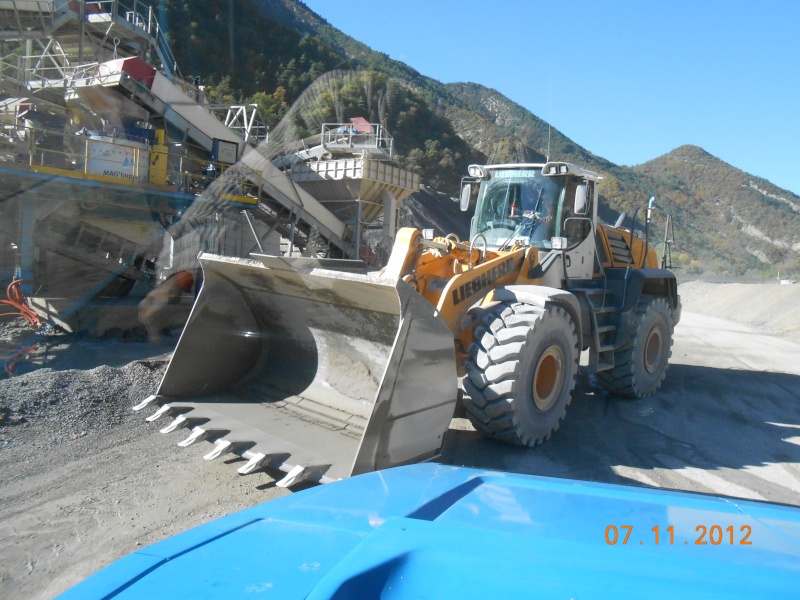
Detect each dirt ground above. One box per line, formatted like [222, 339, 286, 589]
[1, 279, 799, 599]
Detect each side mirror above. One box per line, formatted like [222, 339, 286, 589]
[460, 183, 472, 211]
[574, 184, 589, 215]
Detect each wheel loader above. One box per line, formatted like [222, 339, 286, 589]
[136, 161, 680, 486]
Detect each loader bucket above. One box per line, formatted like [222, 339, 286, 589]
[136, 253, 458, 486]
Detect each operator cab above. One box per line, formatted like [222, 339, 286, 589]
[470, 166, 559, 249]
[461, 162, 602, 280]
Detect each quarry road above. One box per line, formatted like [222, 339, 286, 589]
[2, 282, 800, 599]
[442, 310, 800, 506]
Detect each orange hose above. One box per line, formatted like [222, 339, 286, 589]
[2, 344, 37, 376]
[0, 278, 43, 329]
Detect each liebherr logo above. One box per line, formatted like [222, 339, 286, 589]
[452, 256, 516, 306]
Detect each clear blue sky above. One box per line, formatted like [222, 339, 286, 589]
[301, 0, 800, 196]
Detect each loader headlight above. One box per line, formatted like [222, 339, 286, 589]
[422, 228, 435, 240]
[551, 236, 568, 250]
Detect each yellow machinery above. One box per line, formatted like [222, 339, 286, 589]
[136, 161, 680, 486]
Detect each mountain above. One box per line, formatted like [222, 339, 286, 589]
[635, 145, 800, 275]
[158, 0, 800, 277]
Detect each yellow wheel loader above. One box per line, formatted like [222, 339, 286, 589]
[136, 161, 680, 486]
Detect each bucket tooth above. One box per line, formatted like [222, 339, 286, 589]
[203, 438, 254, 461]
[146, 404, 193, 423]
[237, 452, 268, 475]
[160, 414, 207, 434]
[178, 427, 230, 448]
[160, 415, 188, 433]
[145, 404, 174, 422]
[133, 395, 163, 411]
[204, 440, 234, 461]
[177, 427, 208, 448]
[236, 451, 290, 475]
[275, 464, 328, 488]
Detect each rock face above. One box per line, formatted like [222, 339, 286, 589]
[360, 185, 471, 264]
[399, 186, 472, 239]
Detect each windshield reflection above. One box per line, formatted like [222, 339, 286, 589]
[472, 169, 562, 249]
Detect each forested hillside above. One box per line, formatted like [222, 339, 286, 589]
[156, 0, 800, 276]
[635, 146, 800, 275]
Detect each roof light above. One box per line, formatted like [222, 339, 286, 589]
[543, 162, 571, 176]
[467, 165, 486, 178]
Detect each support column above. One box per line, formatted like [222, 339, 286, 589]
[19, 198, 38, 295]
[79, 0, 85, 64]
[24, 39, 32, 85]
[353, 199, 362, 260]
[243, 210, 264, 253]
[287, 211, 296, 257]
[381, 191, 397, 239]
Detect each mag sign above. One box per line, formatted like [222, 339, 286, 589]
[86, 136, 150, 182]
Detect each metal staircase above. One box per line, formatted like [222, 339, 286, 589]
[0, 1, 179, 78]
[573, 285, 617, 373]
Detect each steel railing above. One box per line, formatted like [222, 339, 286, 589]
[321, 123, 393, 157]
[0, 124, 262, 199]
[4, 1, 180, 79]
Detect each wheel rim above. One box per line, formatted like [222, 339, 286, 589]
[532, 345, 563, 411]
[644, 327, 664, 374]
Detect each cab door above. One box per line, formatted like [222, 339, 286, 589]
[560, 179, 596, 281]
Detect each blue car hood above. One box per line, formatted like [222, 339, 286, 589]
[60, 464, 800, 598]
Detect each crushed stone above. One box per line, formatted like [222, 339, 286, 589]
[0, 360, 167, 447]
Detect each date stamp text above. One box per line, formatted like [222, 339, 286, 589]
[605, 525, 752, 545]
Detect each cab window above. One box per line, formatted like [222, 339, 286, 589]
[559, 178, 593, 248]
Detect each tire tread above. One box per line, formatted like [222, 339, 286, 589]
[461, 301, 579, 447]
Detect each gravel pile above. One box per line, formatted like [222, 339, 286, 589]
[0, 319, 19, 340]
[0, 359, 167, 447]
[676, 280, 712, 307]
[678, 280, 800, 343]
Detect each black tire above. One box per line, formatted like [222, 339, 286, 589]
[461, 302, 579, 447]
[598, 295, 674, 398]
